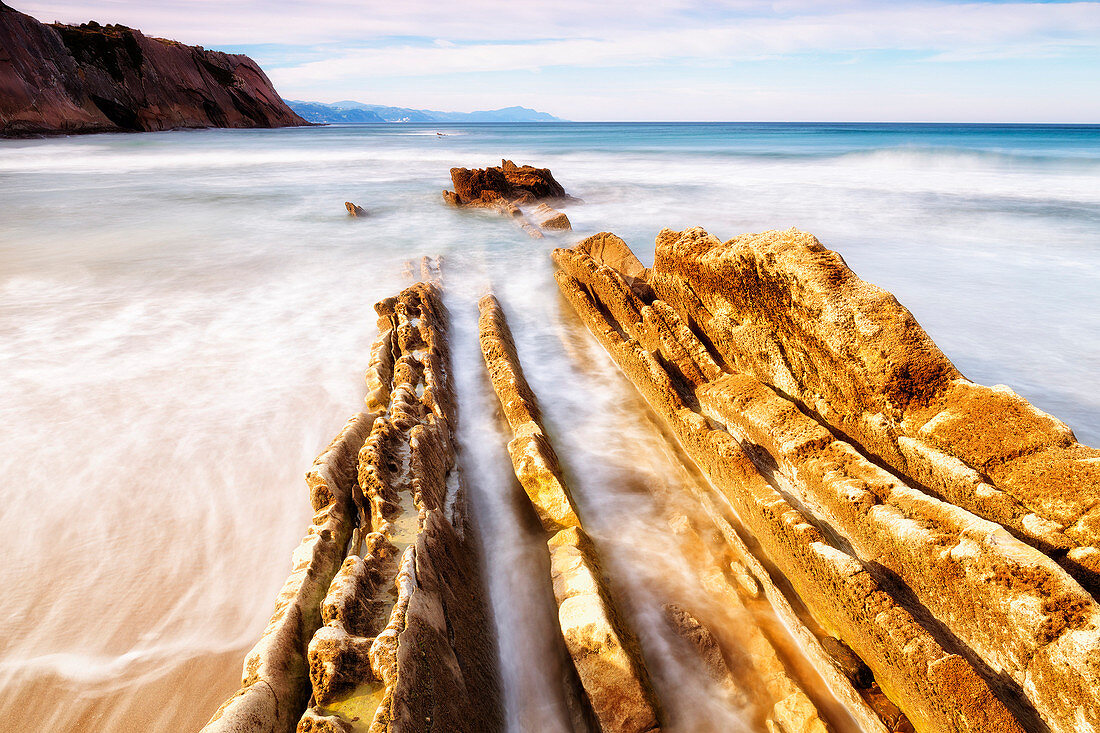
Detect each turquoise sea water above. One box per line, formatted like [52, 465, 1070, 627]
[1, 122, 1099, 731]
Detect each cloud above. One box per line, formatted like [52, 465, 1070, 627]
[15, 0, 1100, 121]
[18, 1, 1100, 51]
[266, 2, 1100, 86]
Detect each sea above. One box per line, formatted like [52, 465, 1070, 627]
[1, 122, 1098, 732]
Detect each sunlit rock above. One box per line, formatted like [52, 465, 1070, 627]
[549, 526, 661, 733]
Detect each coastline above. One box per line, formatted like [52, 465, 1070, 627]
[1, 122, 1098, 732]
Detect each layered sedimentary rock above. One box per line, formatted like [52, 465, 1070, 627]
[345, 203, 368, 218]
[479, 292, 863, 733]
[202, 414, 371, 733]
[650, 227, 1100, 593]
[204, 275, 501, 733]
[551, 231, 1100, 733]
[477, 294, 659, 732]
[300, 279, 502, 733]
[0, 2, 305, 136]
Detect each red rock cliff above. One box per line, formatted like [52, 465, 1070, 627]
[0, 2, 306, 136]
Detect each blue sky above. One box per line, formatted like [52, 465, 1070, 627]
[19, 0, 1100, 121]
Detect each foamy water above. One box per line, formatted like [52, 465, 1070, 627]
[1, 122, 1098, 731]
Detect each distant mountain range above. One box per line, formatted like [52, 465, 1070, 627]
[286, 100, 565, 124]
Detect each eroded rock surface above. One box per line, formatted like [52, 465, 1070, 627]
[477, 293, 663, 732]
[202, 418, 366, 733]
[302, 279, 503, 733]
[650, 226, 1100, 592]
[444, 159, 570, 207]
[551, 232, 1072, 733]
[205, 275, 501, 733]
[549, 526, 661, 733]
[442, 160, 575, 238]
[0, 2, 305, 136]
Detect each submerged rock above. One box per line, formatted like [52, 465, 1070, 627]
[477, 293, 662, 732]
[477, 294, 581, 532]
[346, 202, 368, 218]
[0, 2, 305, 136]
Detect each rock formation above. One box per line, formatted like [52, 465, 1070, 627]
[442, 161, 575, 238]
[478, 294, 659, 732]
[198, 208, 1099, 733]
[444, 160, 571, 207]
[346, 203, 368, 218]
[532, 203, 572, 231]
[553, 228, 1100, 733]
[204, 270, 502, 733]
[0, 2, 305, 136]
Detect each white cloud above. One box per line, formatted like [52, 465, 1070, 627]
[267, 2, 1100, 86]
[14, 0, 1100, 121]
[17, 1, 1100, 52]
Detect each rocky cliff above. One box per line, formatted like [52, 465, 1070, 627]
[0, 2, 305, 136]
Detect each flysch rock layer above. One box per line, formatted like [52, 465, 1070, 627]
[300, 278, 503, 733]
[649, 226, 1100, 593]
[477, 294, 582, 532]
[548, 527, 661, 733]
[477, 293, 660, 732]
[552, 235, 1039, 733]
[645, 227, 1100, 732]
[202, 413, 372, 733]
[204, 275, 501, 733]
[0, 2, 305, 136]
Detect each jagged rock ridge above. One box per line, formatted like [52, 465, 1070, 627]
[443, 160, 574, 239]
[203, 260, 502, 733]
[0, 2, 305, 136]
[553, 228, 1100, 733]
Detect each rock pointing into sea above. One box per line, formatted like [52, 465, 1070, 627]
[553, 227, 1100, 733]
[0, 2, 306, 136]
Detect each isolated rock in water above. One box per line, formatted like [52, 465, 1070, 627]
[345, 202, 367, 218]
[500, 159, 569, 202]
[443, 159, 571, 207]
[0, 2, 306, 136]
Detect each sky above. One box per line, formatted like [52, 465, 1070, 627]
[17, 0, 1100, 122]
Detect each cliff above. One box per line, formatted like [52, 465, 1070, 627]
[0, 2, 306, 137]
